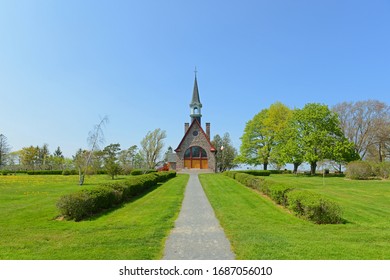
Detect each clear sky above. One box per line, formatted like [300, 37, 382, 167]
[1, 0, 389, 158]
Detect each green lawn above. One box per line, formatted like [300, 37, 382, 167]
[0, 174, 188, 259]
[199, 174, 390, 260]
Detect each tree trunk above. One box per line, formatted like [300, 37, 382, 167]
[379, 144, 383, 162]
[293, 162, 300, 174]
[79, 168, 85, 186]
[310, 162, 317, 175]
[263, 162, 268, 170]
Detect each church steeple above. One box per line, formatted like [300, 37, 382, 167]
[190, 69, 202, 124]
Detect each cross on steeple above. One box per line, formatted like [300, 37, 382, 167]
[194, 66, 198, 77]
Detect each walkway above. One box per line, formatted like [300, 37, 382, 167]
[163, 170, 235, 260]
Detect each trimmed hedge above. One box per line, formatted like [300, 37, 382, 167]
[237, 170, 271, 176]
[286, 190, 343, 224]
[57, 171, 176, 221]
[62, 170, 78, 176]
[223, 171, 343, 224]
[27, 170, 63, 175]
[130, 169, 157, 176]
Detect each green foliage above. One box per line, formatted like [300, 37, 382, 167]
[103, 143, 122, 179]
[376, 162, 390, 179]
[238, 103, 292, 170]
[130, 169, 143, 175]
[27, 170, 63, 175]
[237, 170, 271, 176]
[346, 161, 390, 179]
[212, 133, 238, 172]
[56, 187, 117, 221]
[140, 128, 167, 169]
[267, 183, 294, 206]
[62, 170, 77, 176]
[286, 190, 343, 224]
[130, 169, 156, 176]
[346, 161, 373, 179]
[57, 172, 176, 221]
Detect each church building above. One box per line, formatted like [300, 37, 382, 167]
[168, 73, 217, 172]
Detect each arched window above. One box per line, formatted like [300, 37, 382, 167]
[184, 146, 208, 169]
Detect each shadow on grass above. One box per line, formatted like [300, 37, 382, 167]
[81, 183, 163, 222]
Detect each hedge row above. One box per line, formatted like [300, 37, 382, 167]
[235, 170, 271, 176]
[57, 171, 176, 221]
[27, 170, 64, 175]
[224, 171, 343, 224]
[130, 169, 157, 176]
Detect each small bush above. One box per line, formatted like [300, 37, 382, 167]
[130, 169, 143, 176]
[286, 190, 343, 224]
[346, 161, 373, 180]
[372, 162, 390, 179]
[267, 183, 294, 206]
[57, 192, 91, 221]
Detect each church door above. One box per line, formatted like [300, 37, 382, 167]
[184, 146, 208, 169]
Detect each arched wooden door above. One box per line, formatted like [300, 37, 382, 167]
[184, 146, 208, 169]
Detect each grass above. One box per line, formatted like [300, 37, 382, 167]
[0, 174, 188, 259]
[199, 173, 390, 260]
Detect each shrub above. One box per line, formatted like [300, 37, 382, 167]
[346, 161, 373, 180]
[286, 190, 343, 224]
[246, 177, 266, 192]
[267, 183, 294, 206]
[62, 170, 77, 176]
[372, 162, 390, 179]
[234, 173, 254, 186]
[238, 170, 271, 176]
[130, 169, 143, 176]
[223, 171, 238, 179]
[27, 170, 63, 175]
[154, 171, 177, 183]
[57, 192, 91, 221]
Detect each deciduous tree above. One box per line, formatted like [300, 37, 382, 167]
[103, 143, 121, 179]
[0, 134, 11, 168]
[140, 128, 166, 169]
[332, 100, 390, 161]
[294, 103, 352, 174]
[212, 133, 238, 172]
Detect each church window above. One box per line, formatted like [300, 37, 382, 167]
[184, 146, 207, 159]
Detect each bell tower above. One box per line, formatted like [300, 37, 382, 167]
[190, 69, 202, 124]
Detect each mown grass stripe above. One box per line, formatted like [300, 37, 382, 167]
[199, 173, 390, 260]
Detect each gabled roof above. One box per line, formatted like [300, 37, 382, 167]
[175, 119, 216, 152]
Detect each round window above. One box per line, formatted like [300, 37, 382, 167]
[192, 130, 199, 136]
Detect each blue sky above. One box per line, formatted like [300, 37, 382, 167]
[1, 0, 389, 158]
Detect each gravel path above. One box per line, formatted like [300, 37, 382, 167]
[163, 171, 235, 260]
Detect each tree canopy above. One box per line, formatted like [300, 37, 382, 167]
[238, 102, 358, 174]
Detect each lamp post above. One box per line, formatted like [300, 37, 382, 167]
[220, 145, 224, 173]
